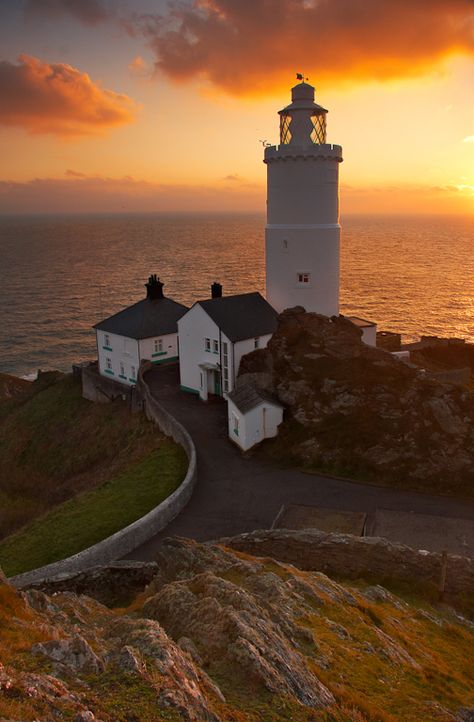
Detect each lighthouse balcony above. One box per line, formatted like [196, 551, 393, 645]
[264, 143, 343, 164]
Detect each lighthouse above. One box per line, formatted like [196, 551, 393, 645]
[264, 79, 343, 316]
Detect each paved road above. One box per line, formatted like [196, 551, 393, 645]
[128, 365, 474, 561]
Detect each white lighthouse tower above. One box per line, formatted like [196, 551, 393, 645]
[264, 79, 343, 316]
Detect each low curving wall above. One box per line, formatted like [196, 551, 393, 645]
[11, 364, 197, 588]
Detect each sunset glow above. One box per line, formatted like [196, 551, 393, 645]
[0, 0, 473, 215]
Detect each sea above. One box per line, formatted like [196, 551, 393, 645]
[0, 212, 473, 378]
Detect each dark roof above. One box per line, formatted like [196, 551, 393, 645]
[196, 292, 278, 343]
[228, 383, 282, 414]
[347, 316, 377, 328]
[94, 297, 188, 339]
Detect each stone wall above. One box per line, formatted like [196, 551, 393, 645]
[222, 529, 474, 602]
[81, 362, 142, 409]
[11, 365, 197, 588]
[25, 561, 159, 607]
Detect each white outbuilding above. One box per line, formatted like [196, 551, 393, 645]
[347, 316, 377, 346]
[227, 384, 284, 451]
[178, 287, 278, 401]
[94, 275, 188, 385]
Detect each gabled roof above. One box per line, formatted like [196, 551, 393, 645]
[228, 383, 283, 414]
[94, 297, 188, 340]
[194, 292, 278, 343]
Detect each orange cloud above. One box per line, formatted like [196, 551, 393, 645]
[138, 0, 474, 94]
[0, 55, 137, 136]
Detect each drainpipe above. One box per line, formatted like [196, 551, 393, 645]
[219, 329, 223, 395]
[232, 342, 236, 391]
[95, 330, 100, 372]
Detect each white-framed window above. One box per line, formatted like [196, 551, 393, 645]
[232, 413, 239, 436]
[297, 272, 311, 285]
[130, 365, 136, 380]
[104, 334, 111, 348]
[254, 337, 260, 349]
[153, 338, 163, 354]
[223, 342, 229, 392]
[213, 339, 219, 354]
[120, 361, 125, 377]
[105, 357, 112, 371]
[205, 337, 211, 352]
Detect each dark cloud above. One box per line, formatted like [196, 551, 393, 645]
[0, 55, 136, 136]
[136, 0, 474, 94]
[24, 0, 112, 25]
[0, 174, 264, 213]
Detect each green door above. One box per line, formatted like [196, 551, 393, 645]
[214, 370, 221, 396]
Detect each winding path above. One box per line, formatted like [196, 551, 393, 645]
[128, 365, 474, 561]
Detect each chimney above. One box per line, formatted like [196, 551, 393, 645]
[211, 282, 222, 299]
[145, 274, 164, 300]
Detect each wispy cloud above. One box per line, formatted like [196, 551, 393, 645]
[0, 55, 137, 137]
[462, 135, 474, 143]
[128, 55, 150, 76]
[0, 173, 265, 214]
[24, 0, 113, 25]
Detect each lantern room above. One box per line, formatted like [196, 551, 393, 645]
[279, 80, 328, 146]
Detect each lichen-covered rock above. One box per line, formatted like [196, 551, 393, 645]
[2, 536, 474, 721]
[32, 635, 105, 674]
[238, 308, 474, 495]
[142, 570, 334, 708]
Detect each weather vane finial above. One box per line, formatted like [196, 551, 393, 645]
[296, 72, 309, 82]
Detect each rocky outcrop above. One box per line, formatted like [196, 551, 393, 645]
[2, 536, 474, 721]
[238, 308, 474, 496]
[0, 372, 30, 400]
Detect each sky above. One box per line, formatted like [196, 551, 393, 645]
[0, 0, 473, 215]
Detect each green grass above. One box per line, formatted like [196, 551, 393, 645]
[0, 373, 186, 540]
[0, 443, 187, 577]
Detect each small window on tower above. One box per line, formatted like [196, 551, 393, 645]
[297, 272, 311, 285]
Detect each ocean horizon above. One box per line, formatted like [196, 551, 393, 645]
[1, 211, 473, 378]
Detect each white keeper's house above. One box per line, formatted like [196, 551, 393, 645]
[94, 275, 188, 386]
[177, 284, 278, 401]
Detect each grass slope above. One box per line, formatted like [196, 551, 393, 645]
[0, 373, 187, 576]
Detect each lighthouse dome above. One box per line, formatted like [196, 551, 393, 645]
[291, 81, 315, 102]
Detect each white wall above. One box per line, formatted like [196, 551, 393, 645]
[178, 305, 220, 395]
[228, 399, 283, 452]
[264, 143, 342, 316]
[97, 330, 139, 386]
[97, 330, 180, 386]
[361, 325, 377, 347]
[139, 332, 179, 365]
[233, 334, 273, 386]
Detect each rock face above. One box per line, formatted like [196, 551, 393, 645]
[2, 536, 474, 721]
[238, 308, 474, 495]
